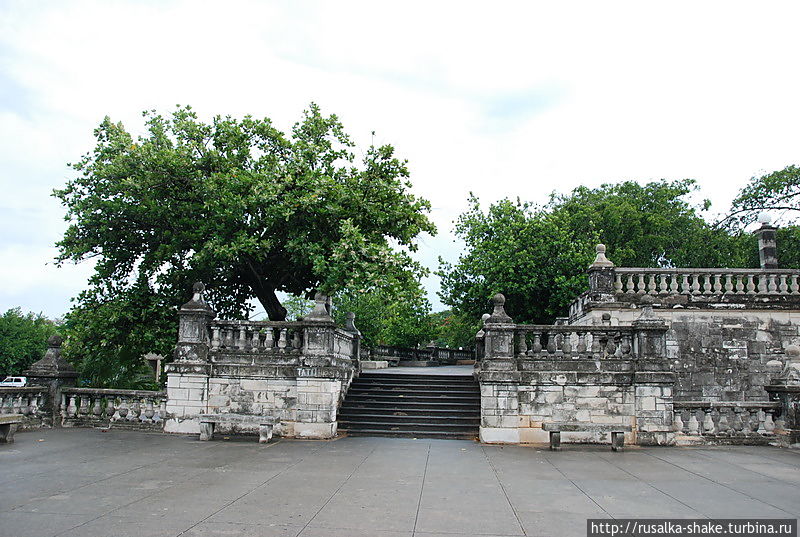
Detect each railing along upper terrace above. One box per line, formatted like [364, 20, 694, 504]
[569, 241, 800, 321]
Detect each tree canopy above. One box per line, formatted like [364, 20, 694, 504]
[438, 180, 762, 324]
[55, 104, 435, 321]
[0, 308, 59, 377]
[727, 164, 800, 227]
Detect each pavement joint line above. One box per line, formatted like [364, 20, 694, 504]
[687, 447, 800, 490]
[45, 437, 289, 537]
[737, 445, 800, 469]
[411, 441, 432, 537]
[9, 434, 216, 512]
[542, 452, 615, 519]
[480, 444, 527, 536]
[595, 451, 708, 518]
[172, 438, 322, 537]
[296, 444, 379, 536]
[641, 449, 797, 517]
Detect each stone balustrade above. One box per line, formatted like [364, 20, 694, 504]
[514, 325, 635, 359]
[673, 401, 781, 444]
[210, 320, 305, 353]
[0, 387, 49, 429]
[60, 387, 167, 430]
[614, 268, 800, 297]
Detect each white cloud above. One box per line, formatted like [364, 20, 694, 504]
[1, 0, 799, 316]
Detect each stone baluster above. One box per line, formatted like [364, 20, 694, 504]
[625, 274, 635, 294]
[636, 274, 646, 295]
[576, 332, 587, 354]
[779, 275, 789, 294]
[531, 332, 542, 354]
[238, 326, 247, 350]
[143, 398, 155, 423]
[117, 398, 129, 421]
[11, 395, 21, 414]
[67, 395, 78, 418]
[605, 335, 617, 357]
[757, 274, 769, 294]
[755, 409, 767, 434]
[211, 326, 221, 350]
[740, 409, 753, 434]
[292, 329, 303, 350]
[717, 409, 730, 433]
[731, 408, 744, 433]
[746, 274, 756, 294]
[764, 409, 775, 433]
[690, 274, 701, 294]
[768, 274, 779, 294]
[613, 274, 623, 294]
[790, 274, 800, 294]
[724, 274, 734, 294]
[129, 398, 141, 422]
[590, 331, 602, 355]
[0, 394, 6, 413]
[264, 327, 274, 350]
[60, 393, 68, 420]
[621, 333, 633, 356]
[688, 411, 700, 435]
[702, 273, 713, 295]
[561, 332, 573, 354]
[546, 332, 557, 354]
[734, 274, 745, 294]
[646, 274, 657, 294]
[517, 331, 527, 356]
[251, 329, 260, 352]
[277, 328, 288, 352]
[702, 407, 715, 434]
[658, 274, 669, 294]
[669, 273, 680, 294]
[105, 397, 115, 420]
[680, 273, 691, 294]
[29, 394, 39, 417]
[92, 397, 102, 418]
[712, 274, 722, 294]
[673, 410, 684, 433]
[158, 399, 167, 422]
[78, 395, 89, 417]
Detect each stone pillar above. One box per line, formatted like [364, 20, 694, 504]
[23, 335, 78, 427]
[632, 303, 674, 445]
[343, 311, 361, 365]
[766, 345, 800, 446]
[754, 214, 778, 269]
[303, 292, 336, 367]
[587, 244, 616, 302]
[164, 282, 214, 434]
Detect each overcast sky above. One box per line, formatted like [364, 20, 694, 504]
[1, 1, 799, 319]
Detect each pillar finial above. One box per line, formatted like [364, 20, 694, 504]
[590, 244, 614, 268]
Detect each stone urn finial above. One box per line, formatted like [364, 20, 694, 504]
[486, 293, 513, 323]
[306, 291, 334, 322]
[180, 281, 214, 314]
[344, 311, 360, 335]
[590, 244, 614, 268]
[24, 333, 77, 379]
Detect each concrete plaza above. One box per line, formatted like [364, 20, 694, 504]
[1, 429, 798, 537]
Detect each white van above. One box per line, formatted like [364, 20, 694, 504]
[0, 376, 27, 387]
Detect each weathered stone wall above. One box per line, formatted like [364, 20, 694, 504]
[571, 308, 797, 401]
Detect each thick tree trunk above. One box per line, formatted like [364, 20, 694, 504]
[245, 277, 287, 321]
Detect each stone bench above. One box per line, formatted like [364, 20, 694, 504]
[198, 414, 278, 444]
[542, 422, 633, 451]
[0, 414, 23, 444]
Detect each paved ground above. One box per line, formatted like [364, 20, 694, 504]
[1, 429, 798, 537]
[364, 365, 474, 376]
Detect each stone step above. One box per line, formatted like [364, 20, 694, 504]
[338, 414, 480, 426]
[339, 428, 478, 440]
[346, 386, 480, 396]
[338, 419, 479, 433]
[358, 374, 475, 383]
[344, 393, 480, 404]
[339, 406, 480, 416]
[340, 401, 481, 411]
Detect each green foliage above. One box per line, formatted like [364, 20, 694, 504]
[55, 104, 435, 322]
[61, 281, 174, 389]
[427, 310, 479, 350]
[439, 180, 758, 324]
[281, 294, 313, 321]
[0, 308, 59, 377]
[333, 281, 436, 349]
[728, 164, 800, 227]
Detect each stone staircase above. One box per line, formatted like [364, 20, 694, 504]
[337, 372, 480, 439]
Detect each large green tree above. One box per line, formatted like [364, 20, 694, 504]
[726, 164, 800, 227]
[55, 104, 435, 322]
[0, 308, 59, 377]
[438, 180, 757, 324]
